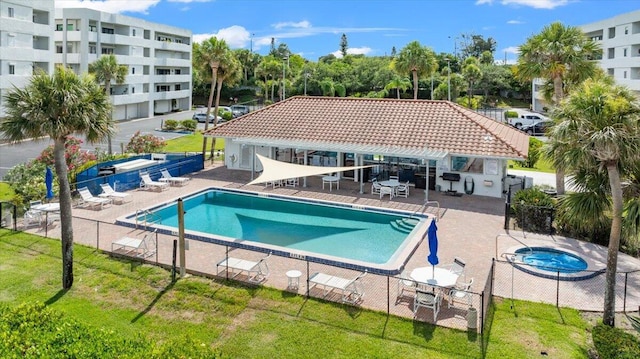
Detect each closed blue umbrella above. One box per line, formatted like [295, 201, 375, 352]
[427, 220, 439, 278]
[45, 167, 54, 200]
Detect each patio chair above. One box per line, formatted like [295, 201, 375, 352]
[139, 172, 170, 192]
[371, 179, 382, 195]
[78, 187, 112, 210]
[216, 252, 272, 283]
[309, 271, 367, 304]
[446, 257, 466, 277]
[112, 231, 156, 258]
[396, 270, 416, 301]
[23, 209, 44, 228]
[414, 289, 442, 322]
[389, 175, 399, 181]
[395, 181, 410, 198]
[99, 183, 132, 204]
[448, 278, 474, 308]
[380, 186, 394, 200]
[285, 177, 299, 187]
[159, 168, 189, 187]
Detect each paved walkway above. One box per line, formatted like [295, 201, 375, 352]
[23, 163, 640, 330]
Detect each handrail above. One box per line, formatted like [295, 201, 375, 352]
[494, 233, 532, 259]
[135, 209, 161, 229]
[409, 200, 440, 221]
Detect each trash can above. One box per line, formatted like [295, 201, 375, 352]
[467, 307, 478, 330]
[435, 184, 441, 192]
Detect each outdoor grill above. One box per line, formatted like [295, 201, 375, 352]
[440, 172, 462, 196]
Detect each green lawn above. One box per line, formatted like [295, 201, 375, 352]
[163, 132, 225, 153]
[510, 156, 555, 173]
[0, 229, 591, 358]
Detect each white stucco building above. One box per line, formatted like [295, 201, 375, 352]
[55, 7, 192, 120]
[0, 0, 55, 117]
[532, 10, 640, 112]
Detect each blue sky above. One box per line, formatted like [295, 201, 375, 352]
[55, 0, 639, 63]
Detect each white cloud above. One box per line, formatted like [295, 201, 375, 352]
[476, 0, 570, 9]
[507, 20, 524, 24]
[331, 46, 373, 58]
[193, 25, 250, 49]
[55, 0, 160, 14]
[503, 46, 520, 54]
[273, 21, 312, 30]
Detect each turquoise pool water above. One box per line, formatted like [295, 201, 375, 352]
[143, 189, 421, 265]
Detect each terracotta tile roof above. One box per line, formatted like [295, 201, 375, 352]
[204, 97, 529, 159]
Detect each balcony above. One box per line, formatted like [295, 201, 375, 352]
[154, 57, 190, 67]
[155, 40, 190, 52]
[153, 89, 190, 100]
[112, 93, 149, 105]
[153, 74, 190, 83]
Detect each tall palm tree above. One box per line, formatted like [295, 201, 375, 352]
[1, 66, 114, 289]
[209, 54, 242, 159]
[384, 76, 411, 99]
[194, 37, 230, 157]
[393, 41, 437, 99]
[88, 54, 127, 155]
[547, 78, 640, 326]
[462, 57, 482, 108]
[517, 22, 600, 195]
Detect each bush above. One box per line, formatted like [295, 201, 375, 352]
[218, 110, 233, 122]
[592, 323, 640, 359]
[512, 187, 556, 233]
[163, 119, 179, 131]
[504, 110, 518, 119]
[4, 161, 47, 205]
[180, 119, 197, 131]
[522, 137, 544, 168]
[125, 131, 166, 154]
[0, 302, 220, 358]
[37, 136, 96, 174]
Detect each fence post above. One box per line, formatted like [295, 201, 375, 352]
[155, 231, 159, 263]
[13, 205, 17, 231]
[96, 221, 100, 249]
[556, 271, 560, 307]
[171, 239, 177, 282]
[306, 260, 310, 298]
[225, 246, 229, 280]
[387, 276, 390, 315]
[504, 188, 511, 230]
[623, 272, 628, 312]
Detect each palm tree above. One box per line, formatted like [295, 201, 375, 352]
[547, 78, 640, 326]
[209, 53, 242, 159]
[88, 54, 127, 155]
[517, 22, 600, 195]
[462, 57, 482, 108]
[384, 76, 411, 99]
[194, 37, 230, 157]
[1, 66, 114, 289]
[393, 41, 437, 99]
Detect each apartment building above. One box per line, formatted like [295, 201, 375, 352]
[55, 8, 192, 120]
[532, 10, 640, 112]
[0, 0, 54, 118]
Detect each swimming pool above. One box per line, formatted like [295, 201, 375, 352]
[507, 246, 603, 281]
[118, 188, 430, 275]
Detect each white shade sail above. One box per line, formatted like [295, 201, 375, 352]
[247, 154, 373, 186]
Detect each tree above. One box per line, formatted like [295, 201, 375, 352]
[393, 41, 437, 99]
[517, 22, 600, 195]
[340, 33, 348, 58]
[194, 37, 230, 157]
[88, 54, 127, 155]
[384, 76, 411, 99]
[210, 53, 242, 159]
[1, 66, 114, 289]
[460, 34, 496, 59]
[462, 57, 482, 108]
[546, 78, 640, 326]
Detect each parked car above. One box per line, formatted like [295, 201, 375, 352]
[509, 113, 549, 129]
[192, 113, 223, 123]
[230, 105, 250, 117]
[521, 120, 553, 136]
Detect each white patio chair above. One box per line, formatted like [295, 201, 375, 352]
[99, 183, 132, 204]
[380, 186, 394, 200]
[414, 289, 442, 322]
[159, 168, 189, 187]
[78, 187, 112, 210]
[23, 209, 43, 228]
[395, 181, 410, 198]
[139, 172, 170, 192]
[371, 179, 382, 195]
[448, 278, 474, 308]
[446, 257, 466, 277]
[389, 175, 399, 181]
[396, 270, 416, 301]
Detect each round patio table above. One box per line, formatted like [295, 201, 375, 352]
[410, 267, 459, 288]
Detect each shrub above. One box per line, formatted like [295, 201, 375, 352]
[504, 110, 518, 119]
[125, 131, 166, 154]
[218, 110, 233, 122]
[522, 137, 543, 168]
[592, 323, 640, 359]
[512, 187, 556, 233]
[37, 136, 96, 174]
[180, 119, 197, 131]
[4, 161, 48, 205]
[163, 119, 179, 131]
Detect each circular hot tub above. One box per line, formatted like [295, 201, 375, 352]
[508, 247, 603, 281]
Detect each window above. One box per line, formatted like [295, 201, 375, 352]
[56, 45, 63, 53]
[56, 24, 63, 31]
[67, 24, 73, 31]
[175, 84, 181, 91]
[102, 27, 114, 34]
[156, 85, 170, 92]
[89, 25, 97, 32]
[624, 48, 628, 57]
[450, 156, 483, 173]
[101, 48, 114, 55]
[132, 29, 136, 36]
[175, 39, 182, 44]
[8, 7, 14, 18]
[9, 65, 15, 75]
[175, 69, 181, 75]
[132, 87, 135, 94]
[132, 67, 135, 74]
[156, 69, 170, 75]
[625, 27, 629, 35]
[89, 46, 96, 54]
[624, 71, 627, 79]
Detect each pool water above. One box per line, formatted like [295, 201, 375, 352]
[143, 190, 422, 264]
[516, 247, 588, 273]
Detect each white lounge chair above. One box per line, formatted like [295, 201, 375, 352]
[112, 231, 156, 258]
[414, 289, 442, 322]
[78, 187, 112, 209]
[216, 252, 271, 283]
[159, 169, 189, 187]
[23, 209, 44, 228]
[99, 183, 132, 204]
[309, 271, 367, 304]
[139, 172, 169, 192]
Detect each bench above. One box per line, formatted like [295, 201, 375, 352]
[216, 253, 271, 283]
[309, 271, 367, 304]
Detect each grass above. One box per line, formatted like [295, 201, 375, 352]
[0, 229, 592, 358]
[163, 132, 225, 153]
[510, 156, 555, 174]
[0, 182, 15, 202]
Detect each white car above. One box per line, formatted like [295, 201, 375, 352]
[509, 113, 549, 129]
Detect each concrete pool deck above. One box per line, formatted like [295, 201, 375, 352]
[25, 162, 640, 330]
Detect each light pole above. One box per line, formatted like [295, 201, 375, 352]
[250, 33, 254, 53]
[446, 58, 451, 102]
[282, 54, 288, 100]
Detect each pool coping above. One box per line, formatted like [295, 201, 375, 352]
[505, 245, 606, 281]
[115, 186, 433, 276]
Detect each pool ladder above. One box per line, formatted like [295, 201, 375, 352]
[408, 200, 440, 221]
[135, 209, 161, 229]
[494, 233, 533, 260]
